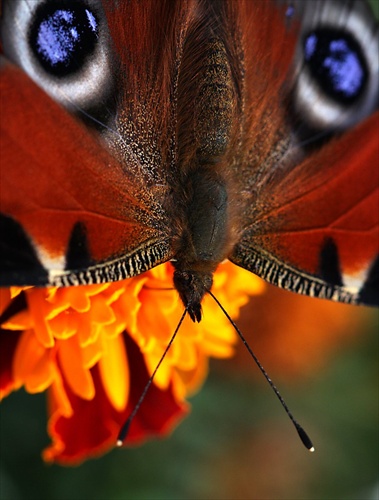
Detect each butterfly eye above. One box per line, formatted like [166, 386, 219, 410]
[0, 0, 115, 117]
[291, 1, 379, 134]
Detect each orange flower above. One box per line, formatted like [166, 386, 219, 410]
[0, 261, 263, 464]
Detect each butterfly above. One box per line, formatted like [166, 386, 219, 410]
[0, 0, 378, 323]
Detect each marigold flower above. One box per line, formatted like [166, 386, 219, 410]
[0, 261, 263, 464]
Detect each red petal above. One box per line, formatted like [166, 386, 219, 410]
[44, 333, 188, 464]
[0, 329, 22, 399]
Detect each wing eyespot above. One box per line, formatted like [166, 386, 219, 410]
[290, 0, 379, 134]
[0, 0, 116, 121]
[29, 2, 99, 78]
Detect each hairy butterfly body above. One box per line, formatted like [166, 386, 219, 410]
[0, 0, 378, 321]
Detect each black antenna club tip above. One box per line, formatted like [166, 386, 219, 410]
[117, 418, 132, 444]
[297, 426, 315, 452]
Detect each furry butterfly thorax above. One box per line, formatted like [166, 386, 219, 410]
[0, 0, 378, 320]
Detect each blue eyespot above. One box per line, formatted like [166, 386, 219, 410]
[303, 29, 368, 104]
[29, 2, 98, 77]
[285, 5, 295, 19]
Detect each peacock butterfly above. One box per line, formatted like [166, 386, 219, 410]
[0, 0, 378, 320]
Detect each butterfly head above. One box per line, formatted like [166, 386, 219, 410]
[173, 268, 213, 323]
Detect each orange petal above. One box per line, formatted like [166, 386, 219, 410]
[26, 290, 54, 347]
[64, 288, 91, 313]
[117, 278, 146, 333]
[171, 340, 198, 370]
[76, 313, 99, 347]
[49, 372, 73, 419]
[202, 332, 236, 358]
[47, 312, 78, 340]
[104, 284, 126, 305]
[174, 352, 209, 398]
[58, 336, 95, 400]
[103, 302, 127, 339]
[24, 352, 56, 393]
[1, 309, 33, 330]
[12, 329, 50, 386]
[81, 333, 105, 369]
[89, 295, 116, 325]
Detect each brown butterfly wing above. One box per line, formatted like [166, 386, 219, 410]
[0, 60, 173, 286]
[0, 0, 222, 287]
[230, 112, 379, 306]
[228, 1, 379, 306]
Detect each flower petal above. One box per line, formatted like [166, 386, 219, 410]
[98, 333, 129, 412]
[24, 351, 56, 393]
[26, 290, 54, 347]
[0, 289, 12, 315]
[43, 335, 188, 464]
[12, 329, 51, 388]
[58, 336, 95, 400]
[0, 329, 22, 399]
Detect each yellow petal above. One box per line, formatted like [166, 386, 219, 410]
[144, 349, 172, 391]
[98, 333, 129, 411]
[10, 287, 27, 299]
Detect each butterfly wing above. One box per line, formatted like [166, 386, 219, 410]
[0, 60, 173, 286]
[229, 1, 379, 307]
[230, 112, 379, 306]
[0, 0, 198, 287]
[0, 0, 226, 288]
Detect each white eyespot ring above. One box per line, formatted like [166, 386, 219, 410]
[290, 0, 378, 131]
[0, 0, 115, 114]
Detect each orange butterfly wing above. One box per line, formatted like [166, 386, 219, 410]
[231, 111, 379, 305]
[0, 61, 173, 285]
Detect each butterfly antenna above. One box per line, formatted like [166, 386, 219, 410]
[116, 308, 188, 447]
[208, 291, 315, 453]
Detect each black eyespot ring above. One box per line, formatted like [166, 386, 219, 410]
[29, 2, 99, 77]
[303, 29, 368, 105]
